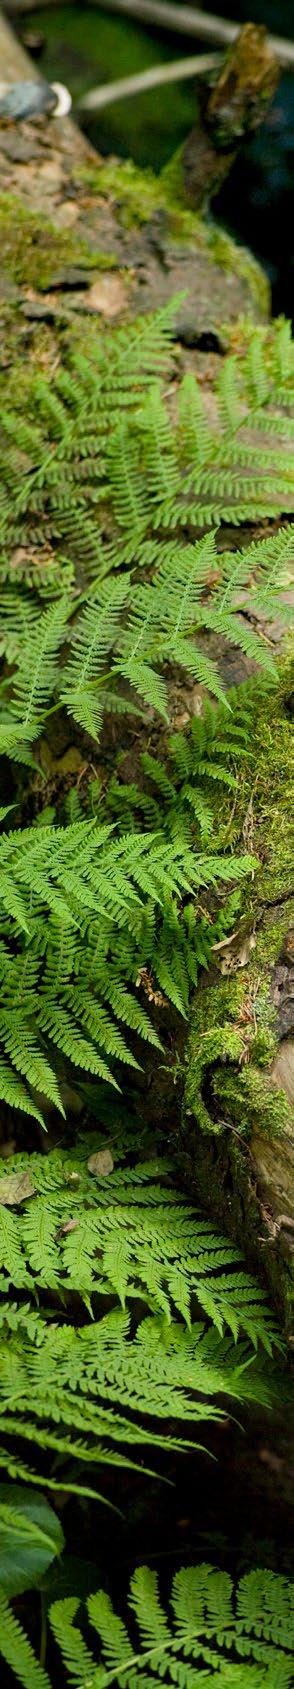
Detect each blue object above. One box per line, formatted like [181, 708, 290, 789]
[0, 79, 71, 122]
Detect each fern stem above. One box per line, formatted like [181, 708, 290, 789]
[39, 1598, 47, 1672]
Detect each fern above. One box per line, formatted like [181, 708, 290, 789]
[0, 804, 255, 1120]
[3, 520, 291, 757]
[0, 1595, 50, 1689]
[2, 523, 292, 753]
[0, 1133, 277, 1347]
[0, 310, 293, 756]
[0, 301, 292, 1603]
[0, 1300, 274, 1502]
[106, 687, 253, 849]
[0, 1565, 292, 1687]
[0, 1122, 278, 1503]
[0, 1313, 274, 1512]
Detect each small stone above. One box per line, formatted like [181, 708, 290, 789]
[86, 273, 127, 318]
[87, 1149, 114, 1178]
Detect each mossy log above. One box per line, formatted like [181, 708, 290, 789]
[0, 9, 272, 353]
[180, 679, 294, 1341]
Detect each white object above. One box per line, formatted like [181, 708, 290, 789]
[51, 81, 72, 118]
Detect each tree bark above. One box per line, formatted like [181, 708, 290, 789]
[180, 680, 294, 1342]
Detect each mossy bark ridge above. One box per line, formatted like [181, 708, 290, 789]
[183, 679, 294, 1339]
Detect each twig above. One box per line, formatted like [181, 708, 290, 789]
[4, 1, 294, 69]
[78, 52, 220, 114]
[74, 0, 294, 73]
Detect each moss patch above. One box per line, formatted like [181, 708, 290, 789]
[182, 669, 294, 1333]
[0, 193, 118, 293]
[185, 669, 294, 1141]
[78, 157, 269, 315]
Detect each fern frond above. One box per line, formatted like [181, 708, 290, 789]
[10, 596, 70, 737]
[0, 811, 256, 1115]
[60, 576, 130, 737]
[0, 1594, 51, 1689]
[0, 1134, 277, 1346]
[1, 312, 292, 753]
[1, 1566, 293, 1688]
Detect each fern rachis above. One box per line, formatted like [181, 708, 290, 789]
[0, 1564, 292, 1688]
[0, 312, 293, 755]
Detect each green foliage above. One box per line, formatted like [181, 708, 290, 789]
[0, 1127, 278, 1500]
[0, 313, 293, 757]
[0, 1486, 64, 1596]
[0, 297, 292, 1668]
[0, 1132, 277, 1345]
[0, 809, 254, 1121]
[0, 1563, 293, 1687]
[105, 687, 253, 845]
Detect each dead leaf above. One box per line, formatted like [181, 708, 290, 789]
[0, 1171, 35, 1206]
[135, 966, 167, 1007]
[236, 933, 257, 968]
[56, 1218, 79, 1238]
[212, 929, 239, 951]
[87, 1150, 114, 1178]
[219, 933, 256, 974]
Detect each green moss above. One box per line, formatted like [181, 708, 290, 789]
[186, 979, 244, 1134]
[215, 1065, 291, 1138]
[161, 150, 269, 313]
[77, 158, 165, 226]
[0, 194, 118, 292]
[186, 967, 291, 1141]
[185, 673, 294, 1143]
[205, 225, 270, 314]
[77, 156, 269, 314]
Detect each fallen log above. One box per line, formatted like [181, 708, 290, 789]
[0, 13, 277, 345]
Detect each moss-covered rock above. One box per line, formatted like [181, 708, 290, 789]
[182, 671, 294, 1337]
[78, 155, 270, 330]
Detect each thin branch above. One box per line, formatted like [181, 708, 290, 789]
[4, 0, 294, 69]
[85, 0, 294, 69]
[78, 51, 220, 114]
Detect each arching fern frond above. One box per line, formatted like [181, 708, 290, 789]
[0, 1132, 277, 1348]
[0, 1565, 292, 1688]
[0, 310, 292, 754]
[0, 809, 255, 1118]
